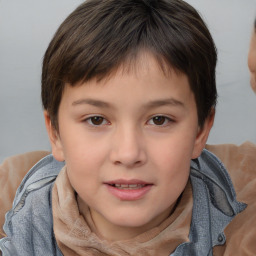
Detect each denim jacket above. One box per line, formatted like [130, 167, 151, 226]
[0, 150, 246, 256]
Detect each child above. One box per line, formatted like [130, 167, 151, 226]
[248, 17, 256, 93]
[0, 0, 247, 255]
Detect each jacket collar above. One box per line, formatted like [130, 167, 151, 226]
[172, 149, 246, 256]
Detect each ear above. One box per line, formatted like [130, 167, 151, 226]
[44, 111, 65, 162]
[192, 109, 215, 159]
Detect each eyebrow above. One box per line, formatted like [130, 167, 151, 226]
[72, 98, 184, 109]
[72, 99, 111, 108]
[144, 99, 184, 109]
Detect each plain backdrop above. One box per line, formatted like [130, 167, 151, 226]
[1, 0, 256, 162]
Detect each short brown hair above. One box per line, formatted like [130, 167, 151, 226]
[42, 0, 217, 129]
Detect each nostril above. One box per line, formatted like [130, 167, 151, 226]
[134, 160, 142, 166]
[114, 160, 122, 166]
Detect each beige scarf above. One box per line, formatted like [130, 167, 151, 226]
[52, 167, 193, 256]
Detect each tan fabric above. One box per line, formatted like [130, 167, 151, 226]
[206, 142, 256, 256]
[52, 167, 193, 256]
[0, 151, 50, 238]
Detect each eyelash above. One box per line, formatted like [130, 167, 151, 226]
[147, 115, 174, 126]
[83, 116, 109, 126]
[83, 115, 174, 127]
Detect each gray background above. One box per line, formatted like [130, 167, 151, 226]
[1, 0, 256, 162]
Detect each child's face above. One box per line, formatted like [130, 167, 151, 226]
[248, 29, 256, 93]
[46, 53, 213, 240]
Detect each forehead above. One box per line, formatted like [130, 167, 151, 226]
[69, 51, 188, 88]
[80, 50, 186, 89]
[61, 52, 195, 110]
[118, 51, 176, 76]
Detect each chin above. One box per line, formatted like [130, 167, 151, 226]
[108, 210, 162, 230]
[114, 216, 150, 228]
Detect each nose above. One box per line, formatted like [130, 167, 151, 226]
[109, 125, 147, 168]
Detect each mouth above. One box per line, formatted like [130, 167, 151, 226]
[104, 179, 153, 200]
[108, 183, 148, 189]
[105, 179, 152, 189]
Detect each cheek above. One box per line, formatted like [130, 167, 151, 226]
[64, 148, 103, 203]
[61, 126, 109, 164]
[62, 136, 109, 189]
[153, 145, 191, 207]
[149, 134, 195, 179]
[65, 146, 107, 180]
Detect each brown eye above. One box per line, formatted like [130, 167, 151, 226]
[152, 116, 166, 125]
[91, 116, 103, 125]
[87, 116, 107, 126]
[147, 115, 173, 126]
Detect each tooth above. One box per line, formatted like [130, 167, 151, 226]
[112, 183, 147, 189]
[129, 184, 138, 188]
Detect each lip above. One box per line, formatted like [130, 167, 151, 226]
[104, 179, 153, 201]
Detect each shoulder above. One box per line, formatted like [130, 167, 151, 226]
[190, 149, 246, 225]
[206, 141, 256, 202]
[0, 155, 64, 255]
[9, 154, 64, 212]
[206, 142, 256, 255]
[0, 150, 50, 238]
